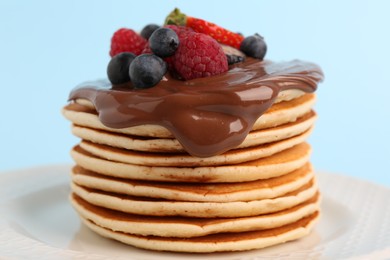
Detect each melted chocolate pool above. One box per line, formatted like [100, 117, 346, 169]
[69, 58, 323, 157]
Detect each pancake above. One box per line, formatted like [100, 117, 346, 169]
[70, 178, 317, 218]
[71, 163, 314, 202]
[71, 142, 311, 183]
[80, 211, 320, 253]
[78, 127, 312, 167]
[253, 93, 316, 131]
[63, 35, 323, 253]
[71, 110, 317, 153]
[71, 193, 320, 237]
[62, 93, 316, 139]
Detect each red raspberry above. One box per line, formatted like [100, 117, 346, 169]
[141, 42, 152, 54]
[173, 33, 228, 80]
[110, 28, 147, 57]
[164, 25, 194, 39]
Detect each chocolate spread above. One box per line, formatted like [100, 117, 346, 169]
[68, 58, 323, 157]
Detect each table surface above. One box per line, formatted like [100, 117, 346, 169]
[1, 1, 389, 187]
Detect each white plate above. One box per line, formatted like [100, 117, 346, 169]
[1, 165, 390, 260]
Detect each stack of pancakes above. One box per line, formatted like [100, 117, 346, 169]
[62, 90, 320, 253]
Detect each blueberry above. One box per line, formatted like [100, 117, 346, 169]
[129, 54, 167, 89]
[140, 24, 160, 39]
[107, 52, 136, 84]
[240, 33, 267, 60]
[149, 28, 179, 57]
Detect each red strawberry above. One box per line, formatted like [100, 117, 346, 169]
[110, 28, 147, 57]
[172, 32, 228, 80]
[165, 8, 244, 49]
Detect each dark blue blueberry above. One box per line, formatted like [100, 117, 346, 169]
[107, 52, 136, 84]
[140, 24, 160, 39]
[129, 54, 167, 89]
[149, 28, 179, 57]
[240, 33, 267, 60]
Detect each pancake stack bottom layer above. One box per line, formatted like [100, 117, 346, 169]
[63, 93, 321, 253]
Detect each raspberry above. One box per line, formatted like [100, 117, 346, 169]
[164, 25, 194, 39]
[141, 42, 152, 54]
[173, 33, 228, 80]
[109, 28, 147, 57]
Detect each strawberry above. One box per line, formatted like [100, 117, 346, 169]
[165, 8, 244, 49]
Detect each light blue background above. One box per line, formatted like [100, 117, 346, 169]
[1, 1, 389, 186]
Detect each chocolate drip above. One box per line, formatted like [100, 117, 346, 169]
[68, 59, 323, 157]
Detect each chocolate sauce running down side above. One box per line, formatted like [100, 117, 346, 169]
[69, 58, 324, 157]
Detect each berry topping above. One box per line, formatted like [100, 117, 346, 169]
[149, 28, 179, 58]
[141, 42, 152, 54]
[105, 9, 268, 86]
[107, 52, 136, 84]
[164, 25, 195, 39]
[140, 24, 160, 40]
[162, 25, 194, 70]
[165, 8, 244, 49]
[240, 34, 267, 60]
[110, 28, 147, 57]
[129, 54, 167, 89]
[173, 33, 228, 80]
